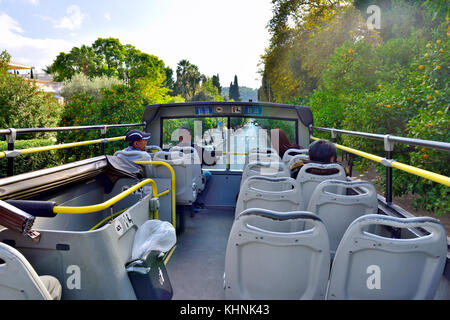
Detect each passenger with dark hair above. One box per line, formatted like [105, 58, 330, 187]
[290, 139, 340, 179]
[309, 140, 337, 163]
[120, 129, 152, 162]
[177, 126, 221, 166]
[270, 128, 303, 159]
[175, 126, 223, 207]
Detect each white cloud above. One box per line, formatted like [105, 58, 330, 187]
[38, 5, 85, 31]
[28, 0, 39, 6]
[104, 12, 111, 21]
[54, 5, 85, 30]
[0, 12, 73, 72]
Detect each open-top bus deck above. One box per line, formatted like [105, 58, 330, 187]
[0, 101, 448, 300]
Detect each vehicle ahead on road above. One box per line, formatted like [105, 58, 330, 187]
[0, 101, 448, 300]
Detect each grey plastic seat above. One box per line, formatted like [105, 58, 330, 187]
[296, 163, 347, 208]
[241, 161, 290, 188]
[282, 148, 309, 165]
[245, 149, 281, 167]
[153, 151, 199, 205]
[287, 154, 310, 170]
[249, 147, 278, 155]
[146, 145, 162, 153]
[224, 209, 330, 300]
[327, 214, 447, 300]
[236, 176, 305, 219]
[307, 180, 378, 258]
[0, 242, 62, 300]
[169, 146, 205, 193]
[114, 150, 154, 176]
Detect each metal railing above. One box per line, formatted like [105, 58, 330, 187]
[0, 123, 145, 176]
[310, 126, 450, 205]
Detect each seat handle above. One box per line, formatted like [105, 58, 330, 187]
[237, 208, 321, 222]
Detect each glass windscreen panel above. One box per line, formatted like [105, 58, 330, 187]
[229, 118, 297, 171]
[162, 117, 228, 170]
[161, 116, 297, 171]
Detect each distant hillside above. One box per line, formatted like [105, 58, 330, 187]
[222, 86, 258, 102]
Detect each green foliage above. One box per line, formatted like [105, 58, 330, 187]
[0, 51, 62, 140]
[312, 31, 449, 214]
[261, 0, 448, 215]
[191, 78, 224, 102]
[229, 75, 241, 101]
[212, 74, 222, 95]
[0, 139, 61, 177]
[45, 38, 171, 92]
[57, 85, 146, 162]
[173, 60, 202, 99]
[61, 73, 123, 102]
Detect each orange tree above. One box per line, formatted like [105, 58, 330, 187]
[57, 84, 145, 162]
[309, 29, 448, 215]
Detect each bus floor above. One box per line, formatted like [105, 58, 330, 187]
[166, 206, 235, 300]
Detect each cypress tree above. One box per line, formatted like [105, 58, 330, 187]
[229, 81, 234, 100]
[232, 75, 241, 101]
[212, 74, 222, 95]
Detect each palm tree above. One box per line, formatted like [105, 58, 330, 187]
[175, 60, 201, 99]
[71, 45, 97, 77]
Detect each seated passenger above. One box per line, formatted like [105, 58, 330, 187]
[270, 128, 303, 159]
[290, 139, 341, 179]
[121, 129, 152, 162]
[176, 126, 221, 166]
[176, 126, 218, 204]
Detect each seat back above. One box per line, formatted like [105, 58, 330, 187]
[146, 145, 162, 153]
[282, 148, 309, 165]
[224, 209, 330, 300]
[241, 161, 290, 188]
[327, 215, 447, 300]
[114, 150, 153, 176]
[153, 151, 197, 204]
[170, 146, 204, 192]
[287, 154, 310, 170]
[296, 163, 347, 207]
[245, 150, 280, 167]
[249, 147, 278, 155]
[0, 242, 53, 300]
[307, 180, 378, 257]
[236, 176, 305, 219]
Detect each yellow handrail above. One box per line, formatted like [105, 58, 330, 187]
[53, 178, 162, 214]
[0, 136, 125, 157]
[135, 161, 177, 229]
[89, 207, 129, 231]
[223, 152, 248, 156]
[311, 136, 450, 187]
[88, 187, 170, 231]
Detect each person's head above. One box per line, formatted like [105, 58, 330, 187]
[178, 126, 192, 143]
[125, 130, 151, 151]
[270, 128, 293, 157]
[309, 140, 336, 163]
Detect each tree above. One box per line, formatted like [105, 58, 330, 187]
[92, 37, 125, 78]
[174, 60, 202, 99]
[191, 77, 224, 102]
[60, 73, 123, 102]
[44, 52, 76, 82]
[229, 75, 241, 101]
[71, 45, 98, 77]
[0, 50, 61, 139]
[212, 74, 222, 94]
[45, 38, 170, 89]
[164, 66, 175, 92]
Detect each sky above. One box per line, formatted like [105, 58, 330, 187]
[0, 0, 274, 89]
